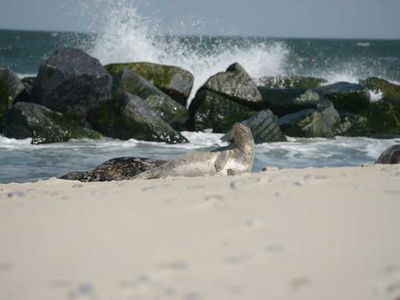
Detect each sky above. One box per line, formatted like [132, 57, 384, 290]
[0, 0, 399, 39]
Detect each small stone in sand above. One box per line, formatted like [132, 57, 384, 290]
[204, 194, 224, 202]
[262, 166, 280, 172]
[159, 261, 188, 271]
[6, 191, 25, 198]
[230, 180, 247, 190]
[265, 244, 284, 253]
[294, 180, 305, 187]
[182, 292, 202, 300]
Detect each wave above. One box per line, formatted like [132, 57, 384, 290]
[86, 0, 289, 98]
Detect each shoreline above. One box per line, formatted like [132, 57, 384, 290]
[1, 164, 400, 300]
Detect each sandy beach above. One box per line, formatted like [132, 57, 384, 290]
[1, 164, 400, 300]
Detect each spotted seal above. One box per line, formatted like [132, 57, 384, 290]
[59, 157, 167, 182]
[375, 145, 400, 164]
[132, 123, 254, 180]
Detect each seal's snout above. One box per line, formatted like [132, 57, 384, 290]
[221, 123, 253, 144]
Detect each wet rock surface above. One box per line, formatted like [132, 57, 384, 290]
[31, 48, 112, 118]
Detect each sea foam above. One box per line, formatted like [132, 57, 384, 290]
[87, 0, 289, 100]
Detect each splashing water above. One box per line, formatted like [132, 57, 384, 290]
[88, 0, 289, 99]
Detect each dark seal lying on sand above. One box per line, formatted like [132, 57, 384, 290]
[375, 145, 400, 164]
[59, 157, 167, 182]
[60, 123, 255, 181]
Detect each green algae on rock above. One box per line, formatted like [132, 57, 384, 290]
[105, 62, 194, 106]
[87, 92, 188, 144]
[0, 68, 25, 126]
[3, 102, 102, 144]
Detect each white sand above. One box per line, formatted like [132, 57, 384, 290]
[1, 164, 400, 300]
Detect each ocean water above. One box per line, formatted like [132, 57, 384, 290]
[0, 4, 400, 183]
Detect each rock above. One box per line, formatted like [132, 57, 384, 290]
[278, 101, 340, 138]
[203, 63, 262, 106]
[2, 102, 102, 144]
[241, 110, 286, 143]
[187, 63, 261, 132]
[105, 62, 194, 106]
[188, 89, 256, 132]
[258, 76, 326, 90]
[360, 101, 400, 137]
[16, 76, 36, 102]
[259, 88, 322, 116]
[87, 92, 188, 144]
[315, 82, 370, 113]
[375, 145, 400, 164]
[0, 68, 25, 125]
[334, 112, 370, 137]
[361, 77, 400, 104]
[111, 68, 188, 128]
[59, 157, 168, 181]
[31, 48, 112, 117]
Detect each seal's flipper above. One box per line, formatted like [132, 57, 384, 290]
[214, 151, 230, 172]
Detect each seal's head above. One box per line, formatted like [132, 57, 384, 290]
[225, 123, 254, 153]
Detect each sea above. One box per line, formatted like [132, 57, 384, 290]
[1, 6, 400, 183]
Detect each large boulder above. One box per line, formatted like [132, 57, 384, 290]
[361, 77, 400, 104]
[111, 68, 188, 128]
[188, 63, 261, 132]
[2, 102, 102, 144]
[202, 63, 262, 106]
[87, 92, 188, 144]
[59, 157, 167, 182]
[360, 101, 400, 137]
[31, 48, 112, 117]
[334, 101, 400, 138]
[106, 62, 194, 106]
[241, 110, 286, 143]
[258, 76, 326, 90]
[315, 82, 370, 113]
[278, 101, 340, 138]
[259, 88, 322, 116]
[188, 89, 256, 132]
[0, 68, 25, 125]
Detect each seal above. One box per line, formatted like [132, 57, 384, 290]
[59, 157, 167, 182]
[132, 123, 254, 180]
[375, 145, 400, 164]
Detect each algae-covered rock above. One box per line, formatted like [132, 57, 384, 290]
[334, 101, 400, 138]
[241, 110, 286, 143]
[361, 101, 400, 137]
[87, 92, 188, 144]
[258, 76, 326, 90]
[112, 68, 188, 128]
[2, 102, 102, 144]
[105, 62, 194, 106]
[203, 63, 262, 106]
[278, 101, 340, 138]
[315, 82, 370, 113]
[334, 112, 370, 137]
[31, 48, 112, 117]
[259, 88, 322, 116]
[187, 63, 261, 132]
[0, 68, 25, 124]
[361, 77, 400, 104]
[188, 89, 256, 132]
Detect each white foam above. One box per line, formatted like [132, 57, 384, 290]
[368, 89, 384, 103]
[88, 0, 289, 101]
[0, 136, 32, 148]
